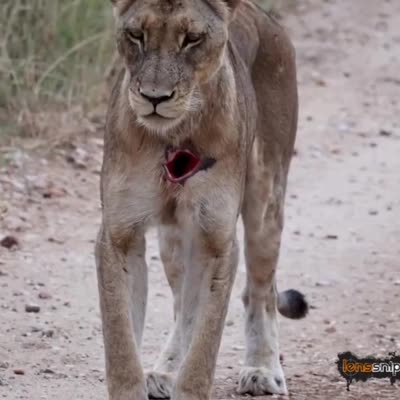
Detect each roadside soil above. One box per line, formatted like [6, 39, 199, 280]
[1, 0, 399, 399]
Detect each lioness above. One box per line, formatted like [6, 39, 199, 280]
[96, 0, 307, 399]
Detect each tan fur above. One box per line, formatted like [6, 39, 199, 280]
[97, 0, 298, 398]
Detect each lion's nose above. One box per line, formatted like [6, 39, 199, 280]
[139, 87, 175, 107]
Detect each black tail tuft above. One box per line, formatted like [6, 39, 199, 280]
[278, 289, 309, 319]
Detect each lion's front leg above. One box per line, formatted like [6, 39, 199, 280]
[96, 225, 148, 400]
[145, 226, 184, 399]
[172, 219, 239, 400]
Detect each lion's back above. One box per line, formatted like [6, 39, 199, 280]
[230, 0, 298, 161]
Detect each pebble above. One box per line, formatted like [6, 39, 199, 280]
[41, 368, 55, 374]
[13, 369, 25, 375]
[42, 186, 67, 199]
[315, 280, 335, 287]
[379, 129, 392, 137]
[42, 330, 54, 338]
[324, 234, 338, 240]
[325, 326, 337, 334]
[38, 291, 52, 300]
[25, 304, 41, 313]
[0, 235, 19, 249]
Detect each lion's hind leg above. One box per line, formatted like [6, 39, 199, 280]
[238, 153, 289, 396]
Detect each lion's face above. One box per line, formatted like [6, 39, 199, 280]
[112, 0, 236, 134]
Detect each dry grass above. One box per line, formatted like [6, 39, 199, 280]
[0, 0, 114, 140]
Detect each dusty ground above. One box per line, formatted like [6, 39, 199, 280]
[1, 1, 399, 399]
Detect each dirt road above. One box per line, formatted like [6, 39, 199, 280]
[1, 1, 399, 399]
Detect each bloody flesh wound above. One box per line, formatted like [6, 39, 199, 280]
[164, 148, 202, 183]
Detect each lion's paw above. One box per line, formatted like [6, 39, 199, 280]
[238, 366, 288, 396]
[146, 371, 174, 399]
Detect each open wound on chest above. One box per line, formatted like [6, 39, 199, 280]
[164, 147, 216, 184]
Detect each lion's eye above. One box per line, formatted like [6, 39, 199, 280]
[126, 29, 144, 44]
[182, 33, 203, 49]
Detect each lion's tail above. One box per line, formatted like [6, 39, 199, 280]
[277, 289, 309, 319]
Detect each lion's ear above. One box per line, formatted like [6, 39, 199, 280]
[110, 0, 134, 14]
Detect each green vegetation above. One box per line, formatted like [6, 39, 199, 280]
[0, 0, 115, 138]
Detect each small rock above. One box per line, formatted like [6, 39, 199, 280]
[14, 369, 25, 375]
[368, 210, 378, 216]
[41, 368, 55, 374]
[65, 148, 88, 169]
[315, 280, 335, 287]
[325, 326, 337, 334]
[330, 148, 341, 155]
[379, 129, 392, 137]
[47, 237, 64, 245]
[324, 234, 338, 240]
[42, 186, 67, 199]
[42, 330, 54, 338]
[226, 320, 234, 327]
[38, 291, 52, 300]
[25, 304, 41, 313]
[0, 362, 9, 369]
[314, 78, 327, 87]
[0, 235, 19, 249]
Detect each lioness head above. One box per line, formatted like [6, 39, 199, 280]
[111, 0, 240, 133]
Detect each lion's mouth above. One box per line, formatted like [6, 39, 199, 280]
[164, 148, 202, 184]
[147, 112, 175, 120]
